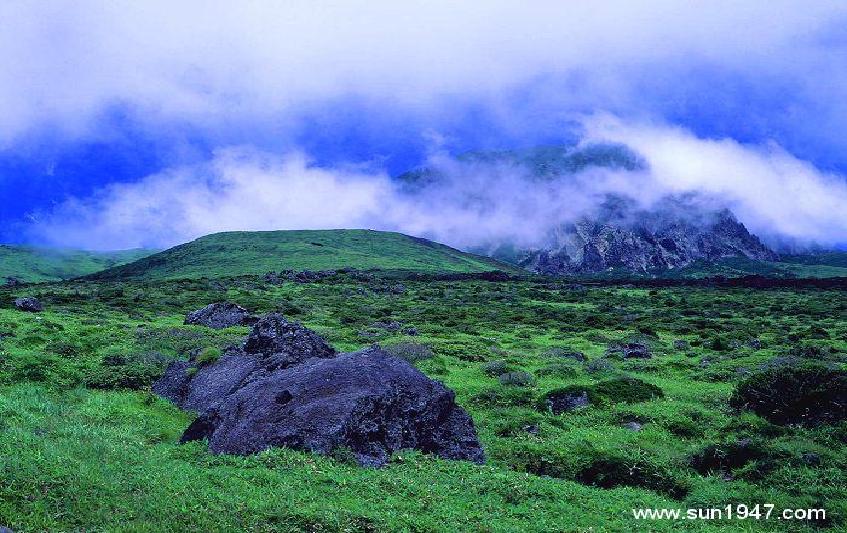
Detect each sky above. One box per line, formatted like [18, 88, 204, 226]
[2, 1, 847, 250]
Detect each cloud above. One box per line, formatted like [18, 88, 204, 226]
[582, 115, 847, 245]
[1, 1, 846, 148]
[30, 117, 847, 250]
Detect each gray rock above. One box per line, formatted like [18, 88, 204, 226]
[243, 313, 336, 371]
[184, 302, 257, 329]
[673, 339, 690, 351]
[622, 421, 643, 431]
[14, 297, 42, 312]
[606, 342, 651, 359]
[180, 347, 485, 466]
[545, 389, 591, 414]
[747, 338, 762, 350]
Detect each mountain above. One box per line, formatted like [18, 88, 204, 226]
[513, 196, 778, 275]
[86, 229, 522, 281]
[0, 245, 154, 283]
[398, 143, 783, 276]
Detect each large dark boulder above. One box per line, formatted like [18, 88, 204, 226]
[243, 313, 336, 370]
[180, 347, 485, 466]
[184, 302, 257, 329]
[14, 297, 42, 312]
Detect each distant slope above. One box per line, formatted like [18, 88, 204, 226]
[0, 246, 155, 283]
[86, 229, 524, 281]
[661, 253, 847, 279]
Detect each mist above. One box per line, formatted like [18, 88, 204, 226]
[29, 117, 847, 251]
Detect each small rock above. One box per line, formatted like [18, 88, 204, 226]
[747, 338, 762, 350]
[606, 342, 651, 359]
[801, 452, 821, 466]
[673, 339, 690, 351]
[523, 424, 540, 435]
[622, 421, 643, 431]
[184, 302, 257, 329]
[14, 297, 42, 312]
[545, 389, 591, 414]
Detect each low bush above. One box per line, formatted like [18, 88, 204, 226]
[730, 364, 847, 426]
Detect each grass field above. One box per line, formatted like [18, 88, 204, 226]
[84, 230, 523, 281]
[0, 245, 153, 283]
[1, 271, 844, 531]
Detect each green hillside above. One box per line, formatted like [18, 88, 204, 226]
[670, 254, 847, 279]
[0, 245, 154, 283]
[86, 229, 524, 281]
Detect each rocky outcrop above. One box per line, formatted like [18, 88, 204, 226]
[520, 205, 778, 276]
[184, 302, 257, 329]
[14, 297, 42, 312]
[243, 313, 337, 371]
[180, 347, 485, 466]
[154, 314, 484, 466]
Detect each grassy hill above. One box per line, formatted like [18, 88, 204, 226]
[0, 245, 154, 283]
[669, 254, 847, 279]
[86, 229, 524, 281]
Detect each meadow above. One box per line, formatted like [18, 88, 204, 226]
[1, 272, 845, 531]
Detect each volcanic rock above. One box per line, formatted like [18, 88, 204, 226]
[243, 313, 336, 370]
[179, 347, 485, 466]
[184, 302, 257, 329]
[14, 297, 42, 312]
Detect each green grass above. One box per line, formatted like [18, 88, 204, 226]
[86, 229, 524, 281]
[0, 245, 154, 283]
[0, 273, 845, 531]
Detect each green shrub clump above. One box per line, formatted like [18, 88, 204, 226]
[730, 364, 847, 426]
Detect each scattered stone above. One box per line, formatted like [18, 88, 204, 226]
[370, 320, 404, 332]
[14, 297, 42, 312]
[673, 339, 690, 351]
[390, 283, 407, 295]
[622, 421, 643, 432]
[801, 452, 821, 466]
[523, 424, 540, 435]
[747, 338, 762, 350]
[184, 302, 257, 329]
[544, 348, 587, 362]
[180, 347, 485, 466]
[5, 277, 22, 286]
[606, 342, 651, 359]
[544, 387, 591, 414]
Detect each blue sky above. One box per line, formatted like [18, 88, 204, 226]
[2, 1, 846, 249]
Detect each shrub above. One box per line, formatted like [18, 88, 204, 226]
[383, 342, 433, 363]
[536, 362, 579, 379]
[576, 453, 688, 499]
[590, 377, 664, 404]
[498, 371, 536, 387]
[481, 360, 512, 377]
[690, 438, 767, 475]
[730, 365, 847, 426]
[195, 347, 222, 366]
[470, 387, 534, 408]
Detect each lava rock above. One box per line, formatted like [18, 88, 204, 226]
[673, 339, 690, 351]
[14, 297, 42, 312]
[244, 313, 336, 370]
[180, 347, 485, 466]
[622, 421, 643, 431]
[606, 342, 651, 359]
[544, 388, 591, 414]
[184, 302, 258, 329]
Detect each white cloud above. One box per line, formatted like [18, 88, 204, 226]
[0, 1, 845, 146]
[31, 117, 847, 250]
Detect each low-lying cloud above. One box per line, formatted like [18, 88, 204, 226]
[30, 117, 847, 251]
